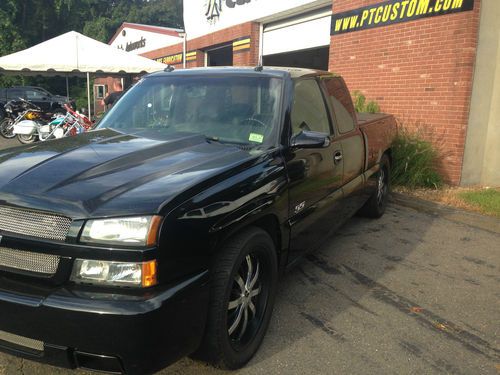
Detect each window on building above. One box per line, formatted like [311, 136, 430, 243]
[323, 77, 356, 134]
[95, 85, 106, 99]
[291, 79, 331, 135]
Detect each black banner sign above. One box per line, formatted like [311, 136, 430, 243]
[331, 0, 474, 35]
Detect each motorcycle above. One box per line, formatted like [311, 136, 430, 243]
[13, 103, 93, 144]
[1, 98, 56, 142]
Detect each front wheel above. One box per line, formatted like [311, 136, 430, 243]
[17, 133, 38, 144]
[195, 227, 278, 369]
[358, 154, 390, 218]
[0, 118, 16, 139]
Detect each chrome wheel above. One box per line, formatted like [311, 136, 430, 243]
[376, 168, 387, 205]
[0, 119, 15, 139]
[227, 253, 265, 346]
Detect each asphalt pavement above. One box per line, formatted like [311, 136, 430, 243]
[0, 137, 19, 151]
[0, 200, 498, 375]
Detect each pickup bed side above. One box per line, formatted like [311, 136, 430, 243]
[357, 112, 397, 172]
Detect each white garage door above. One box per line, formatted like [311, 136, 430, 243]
[263, 8, 332, 56]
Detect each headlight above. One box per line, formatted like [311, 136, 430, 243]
[80, 216, 162, 247]
[5, 105, 12, 113]
[71, 259, 157, 287]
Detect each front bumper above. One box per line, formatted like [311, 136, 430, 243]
[0, 271, 209, 374]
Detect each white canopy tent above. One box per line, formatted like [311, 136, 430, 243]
[0, 31, 166, 116]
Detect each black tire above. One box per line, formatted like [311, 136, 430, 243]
[0, 109, 5, 122]
[358, 154, 391, 218]
[17, 133, 37, 144]
[195, 227, 278, 369]
[0, 118, 16, 139]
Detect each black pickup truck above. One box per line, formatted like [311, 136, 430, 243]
[0, 86, 68, 120]
[0, 67, 396, 374]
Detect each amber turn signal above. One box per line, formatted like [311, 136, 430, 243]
[146, 216, 163, 247]
[142, 260, 158, 287]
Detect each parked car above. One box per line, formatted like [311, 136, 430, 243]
[0, 86, 70, 120]
[0, 67, 396, 374]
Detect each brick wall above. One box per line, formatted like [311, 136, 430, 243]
[330, 0, 481, 184]
[142, 22, 260, 68]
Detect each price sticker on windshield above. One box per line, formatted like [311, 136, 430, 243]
[249, 133, 264, 143]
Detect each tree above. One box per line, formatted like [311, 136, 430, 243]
[0, 0, 182, 94]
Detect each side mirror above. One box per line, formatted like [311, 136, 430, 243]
[291, 130, 331, 149]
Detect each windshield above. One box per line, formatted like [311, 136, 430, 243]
[97, 75, 283, 147]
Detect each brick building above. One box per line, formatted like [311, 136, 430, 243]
[100, 0, 499, 186]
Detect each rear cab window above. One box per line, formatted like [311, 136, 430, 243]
[322, 77, 357, 134]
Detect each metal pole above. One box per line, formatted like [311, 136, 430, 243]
[86, 72, 91, 119]
[258, 23, 264, 66]
[183, 33, 187, 69]
[66, 75, 70, 101]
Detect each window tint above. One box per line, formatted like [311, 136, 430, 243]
[291, 79, 331, 135]
[323, 78, 356, 133]
[97, 76, 282, 147]
[7, 89, 24, 99]
[25, 90, 44, 100]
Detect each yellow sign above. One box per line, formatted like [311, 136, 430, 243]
[233, 37, 251, 52]
[156, 53, 183, 65]
[331, 0, 474, 35]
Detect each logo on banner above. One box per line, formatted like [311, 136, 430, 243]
[205, 0, 252, 23]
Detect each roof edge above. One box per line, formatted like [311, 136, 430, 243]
[109, 22, 183, 45]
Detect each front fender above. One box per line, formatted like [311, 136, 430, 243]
[156, 149, 290, 283]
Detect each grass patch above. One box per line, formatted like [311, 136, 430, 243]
[459, 189, 500, 218]
[390, 129, 443, 189]
[395, 186, 500, 218]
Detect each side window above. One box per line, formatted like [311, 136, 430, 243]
[291, 79, 331, 136]
[323, 78, 356, 134]
[8, 89, 24, 100]
[25, 90, 42, 100]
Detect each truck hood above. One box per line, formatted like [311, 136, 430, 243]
[0, 129, 257, 219]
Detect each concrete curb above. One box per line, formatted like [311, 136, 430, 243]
[390, 192, 500, 234]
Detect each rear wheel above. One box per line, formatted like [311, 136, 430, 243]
[358, 154, 390, 218]
[17, 133, 37, 144]
[0, 118, 15, 139]
[195, 227, 278, 369]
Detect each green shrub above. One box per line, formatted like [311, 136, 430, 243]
[391, 129, 443, 189]
[353, 91, 366, 113]
[365, 100, 380, 114]
[353, 91, 380, 113]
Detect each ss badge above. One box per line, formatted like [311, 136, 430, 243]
[294, 201, 306, 214]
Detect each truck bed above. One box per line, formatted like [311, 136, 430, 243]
[357, 112, 397, 170]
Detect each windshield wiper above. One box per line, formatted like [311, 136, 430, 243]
[205, 136, 255, 150]
[205, 135, 222, 144]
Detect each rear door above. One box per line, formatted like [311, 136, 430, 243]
[286, 78, 344, 263]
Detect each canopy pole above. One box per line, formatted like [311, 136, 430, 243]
[86, 72, 91, 119]
[66, 75, 70, 101]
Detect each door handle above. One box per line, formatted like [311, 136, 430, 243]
[334, 151, 343, 164]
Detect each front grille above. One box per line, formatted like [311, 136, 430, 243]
[0, 206, 71, 241]
[0, 330, 44, 352]
[0, 247, 60, 275]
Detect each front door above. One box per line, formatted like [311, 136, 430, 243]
[286, 78, 344, 264]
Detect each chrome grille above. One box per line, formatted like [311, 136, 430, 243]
[0, 330, 44, 352]
[0, 247, 60, 275]
[0, 206, 71, 241]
